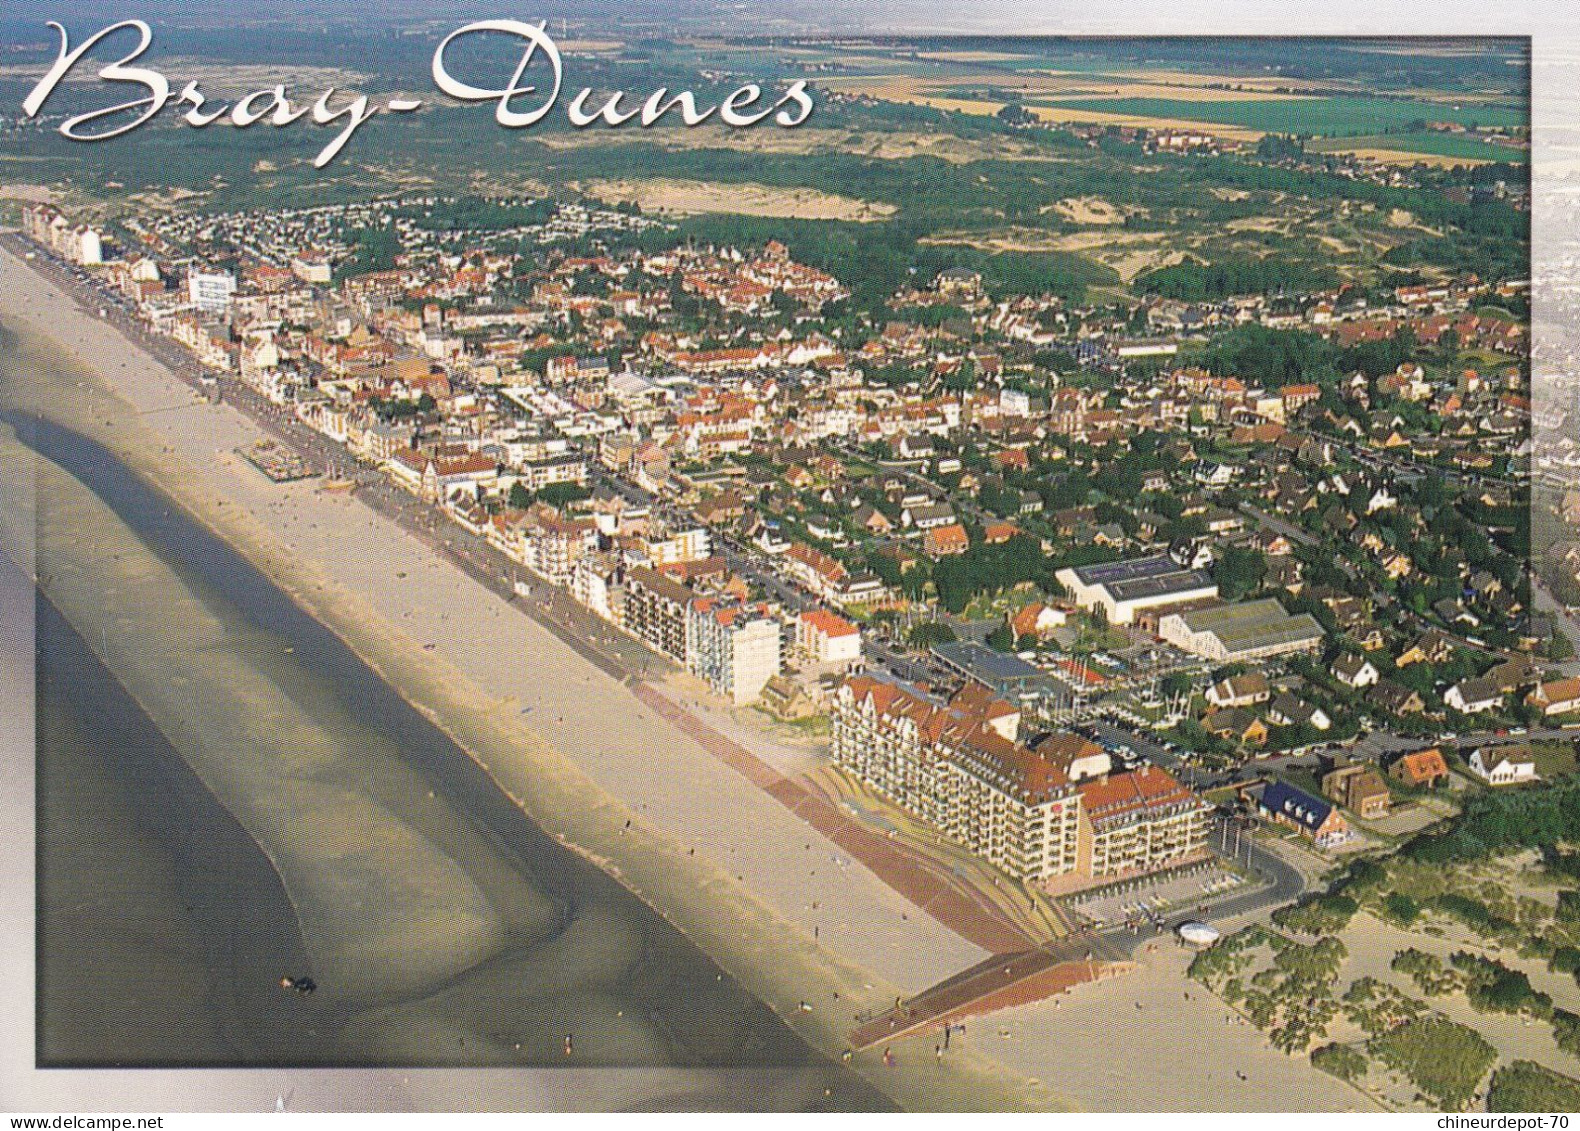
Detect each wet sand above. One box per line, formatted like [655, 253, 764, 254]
[35, 592, 321, 1066]
[5, 412, 895, 1100]
[0, 249, 1045, 1109]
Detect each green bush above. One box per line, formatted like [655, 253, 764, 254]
[1452, 951, 1553, 1018]
[1407, 778, 1580, 864]
[1552, 1009, 1580, 1058]
[1431, 893, 1520, 940]
[1312, 1043, 1369, 1082]
[1382, 892, 1421, 926]
[1559, 890, 1580, 924]
[1369, 1017, 1497, 1111]
[1392, 949, 1462, 996]
[1274, 893, 1360, 935]
[1488, 1060, 1580, 1113]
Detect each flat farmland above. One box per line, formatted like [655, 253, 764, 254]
[1031, 94, 1525, 136]
[1310, 133, 1528, 165]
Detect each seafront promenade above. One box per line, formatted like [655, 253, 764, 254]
[1, 232, 1039, 966]
[0, 239, 1064, 1111]
[0, 236, 1364, 1113]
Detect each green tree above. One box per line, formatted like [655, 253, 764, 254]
[1311, 1043, 1367, 1082]
[909, 622, 956, 647]
[537, 482, 590, 508]
[1214, 545, 1267, 601]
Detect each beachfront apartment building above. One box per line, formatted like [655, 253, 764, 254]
[645, 526, 712, 567]
[514, 453, 589, 492]
[687, 600, 782, 706]
[938, 724, 1084, 883]
[188, 270, 238, 315]
[831, 676, 1210, 885]
[624, 566, 694, 663]
[22, 204, 103, 266]
[518, 510, 598, 584]
[1077, 765, 1214, 877]
[571, 554, 623, 623]
[622, 568, 783, 704]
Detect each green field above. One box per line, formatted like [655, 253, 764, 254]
[1312, 132, 1528, 163]
[1034, 95, 1525, 136]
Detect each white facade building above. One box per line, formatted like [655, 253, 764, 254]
[1056, 554, 1218, 625]
[796, 608, 862, 669]
[188, 270, 238, 314]
[1467, 748, 1538, 786]
[687, 601, 781, 706]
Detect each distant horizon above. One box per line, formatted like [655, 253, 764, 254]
[0, 0, 1563, 36]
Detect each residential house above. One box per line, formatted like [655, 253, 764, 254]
[1397, 631, 1454, 667]
[1466, 746, 1538, 786]
[1333, 653, 1380, 689]
[1255, 780, 1351, 848]
[1527, 677, 1580, 717]
[1321, 760, 1391, 820]
[1206, 673, 1271, 709]
[1368, 680, 1425, 716]
[797, 608, 862, 669]
[1446, 677, 1504, 715]
[924, 522, 971, 557]
[1265, 693, 1332, 732]
[903, 502, 956, 531]
[1202, 708, 1268, 747]
[759, 674, 815, 720]
[1388, 748, 1451, 789]
[1009, 602, 1068, 641]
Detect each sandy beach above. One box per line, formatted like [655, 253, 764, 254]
[0, 244, 1050, 1110]
[0, 238, 1394, 1111]
[981, 942, 1369, 1111]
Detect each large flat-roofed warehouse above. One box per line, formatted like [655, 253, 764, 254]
[1055, 554, 1218, 625]
[1158, 598, 1324, 662]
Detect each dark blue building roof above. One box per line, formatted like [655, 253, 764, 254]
[1259, 779, 1333, 833]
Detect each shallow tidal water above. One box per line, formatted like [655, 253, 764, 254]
[9, 388, 893, 1109]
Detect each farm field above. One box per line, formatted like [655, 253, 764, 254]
[1031, 95, 1526, 136]
[1311, 133, 1529, 165]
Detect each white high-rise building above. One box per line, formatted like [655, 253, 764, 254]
[188, 270, 237, 314]
[687, 601, 781, 706]
[74, 227, 103, 266]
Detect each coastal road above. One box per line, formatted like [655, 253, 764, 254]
[4, 234, 677, 689]
[848, 814, 1308, 1051]
[1195, 818, 1305, 925]
[10, 236, 1071, 962]
[1237, 502, 1319, 549]
[1086, 819, 1305, 964]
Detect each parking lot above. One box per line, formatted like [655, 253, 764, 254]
[1063, 861, 1246, 929]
